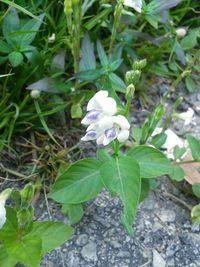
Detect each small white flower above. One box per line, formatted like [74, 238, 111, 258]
[174, 108, 194, 126]
[152, 128, 187, 159]
[0, 189, 12, 229]
[81, 90, 117, 125]
[0, 202, 6, 229]
[48, 33, 56, 43]
[176, 28, 187, 38]
[30, 89, 40, 99]
[124, 0, 142, 13]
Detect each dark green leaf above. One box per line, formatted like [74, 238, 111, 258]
[97, 40, 108, 67]
[76, 69, 105, 81]
[28, 221, 74, 254]
[8, 51, 23, 66]
[181, 29, 199, 50]
[100, 155, 140, 234]
[127, 145, 173, 178]
[186, 134, 200, 160]
[84, 7, 112, 30]
[49, 158, 103, 204]
[151, 132, 167, 149]
[61, 204, 84, 224]
[79, 32, 96, 71]
[109, 73, 126, 93]
[0, 41, 11, 53]
[185, 77, 196, 93]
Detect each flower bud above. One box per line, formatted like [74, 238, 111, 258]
[126, 84, 135, 99]
[176, 28, 187, 38]
[133, 59, 147, 70]
[30, 89, 40, 99]
[125, 70, 141, 85]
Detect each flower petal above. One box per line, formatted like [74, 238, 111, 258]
[113, 115, 130, 130]
[0, 203, 6, 229]
[87, 90, 108, 111]
[81, 130, 97, 141]
[124, 0, 142, 13]
[117, 129, 129, 142]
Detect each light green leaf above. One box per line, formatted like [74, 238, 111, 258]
[185, 77, 196, 93]
[192, 183, 200, 198]
[151, 132, 167, 149]
[0, 207, 18, 241]
[173, 145, 186, 160]
[0, 245, 17, 267]
[5, 235, 42, 267]
[191, 204, 200, 224]
[0, 41, 11, 53]
[61, 204, 84, 224]
[8, 51, 23, 67]
[127, 145, 173, 178]
[70, 103, 82, 118]
[181, 28, 199, 50]
[186, 135, 200, 160]
[76, 69, 105, 81]
[169, 164, 185, 181]
[49, 158, 103, 204]
[100, 155, 140, 234]
[96, 149, 111, 162]
[28, 221, 74, 254]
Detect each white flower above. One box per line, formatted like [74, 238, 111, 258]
[30, 89, 40, 99]
[124, 0, 142, 13]
[152, 128, 187, 159]
[0, 189, 11, 229]
[176, 28, 187, 38]
[174, 108, 194, 126]
[81, 115, 130, 146]
[0, 202, 6, 229]
[48, 33, 56, 43]
[81, 90, 117, 125]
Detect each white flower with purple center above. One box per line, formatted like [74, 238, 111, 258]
[124, 0, 142, 13]
[81, 90, 117, 125]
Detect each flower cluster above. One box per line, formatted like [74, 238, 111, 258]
[81, 91, 130, 146]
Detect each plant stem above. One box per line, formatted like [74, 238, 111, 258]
[109, 0, 124, 56]
[176, 159, 200, 165]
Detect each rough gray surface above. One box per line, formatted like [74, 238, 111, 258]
[3, 81, 200, 267]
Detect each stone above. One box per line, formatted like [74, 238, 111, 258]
[153, 250, 166, 267]
[81, 241, 97, 261]
[158, 209, 176, 223]
[117, 250, 131, 258]
[76, 234, 89, 246]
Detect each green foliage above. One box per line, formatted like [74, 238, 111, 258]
[100, 156, 140, 235]
[186, 135, 200, 161]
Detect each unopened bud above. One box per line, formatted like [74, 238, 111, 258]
[126, 84, 135, 99]
[30, 90, 40, 99]
[133, 59, 147, 70]
[176, 28, 187, 38]
[48, 33, 55, 43]
[125, 70, 141, 85]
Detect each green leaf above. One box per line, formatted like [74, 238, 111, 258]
[28, 221, 74, 254]
[0, 41, 11, 54]
[5, 235, 42, 267]
[139, 179, 150, 202]
[79, 32, 96, 71]
[0, 245, 17, 267]
[3, 8, 20, 45]
[127, 145, 173, 178]
[132, 128, 142, 144]
[84, 7, 112, 30]
[0, 207, 18, 241]
[151, 132, 167, 149]
[76, 69, 105, 81]
[96, 149, 111, 162]
[18, 14, 45, 48]
[70, 103, 82, 119]
[97, 40, 108, 67]
[49, 158, 103, 204]
[185, 77, 196, 93]
[192, 183, 200, 198]
[61, 204, 84, 224]
[186, 135, 200, 160]
[191, 204, 200, 224]
[8, 51, 23, 66]
[173, 145, 186, 160]
[100, 155, 140, 234]
[169, 165, 185, 181]
[145, 14, 158, 29]
[109, 73, 126, 93]
[181, 28, 199, 50]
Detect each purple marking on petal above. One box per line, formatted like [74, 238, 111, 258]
[86, 110, 99, 121]
[86, 130, 96, 138]
[104, 128, 117, 139]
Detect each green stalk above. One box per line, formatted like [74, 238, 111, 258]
[109, 0, 124, 56]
